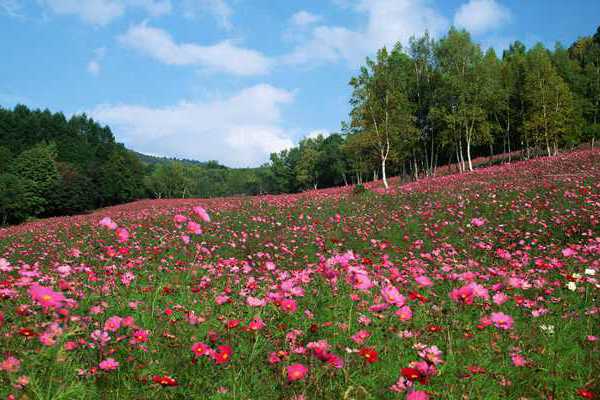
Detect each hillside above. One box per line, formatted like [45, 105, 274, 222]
[0, 148, 598, 399]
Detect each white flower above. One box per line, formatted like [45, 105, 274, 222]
[540, 324, 555, 334]
[572, 273, 582, 279]
[585, 269, 595, 276]
[566, 282, 577, 291]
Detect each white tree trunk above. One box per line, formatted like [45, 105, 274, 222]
[381, 156, 388, 189]
[466, 136, 473, 171]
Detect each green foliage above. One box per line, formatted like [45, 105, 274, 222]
[97, 149, 146, 206]
[0, 105, 145, 225]
[0, 173, 35, 225]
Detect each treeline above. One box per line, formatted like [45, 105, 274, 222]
[0, 105, 147, 225]
[271, 26, 600, 190]
[0, 105, 277, 224]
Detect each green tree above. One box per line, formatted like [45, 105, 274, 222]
[350, 45, 417, 188]
[524, 44, 578, 156]
[435, 28, 491, 171]
[0, 173, 33, 225]
[9, 142, 59, 215]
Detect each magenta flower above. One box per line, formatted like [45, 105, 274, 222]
[0, 356, 21, 372]
[98, 217, 117, 230]
[193, 205, 211, 222]
[115, 227, 129, 243]
[279, 298, 298, 313]
[381, 283, 405, 306]
[104, 316, 122, 332]
[29, 284, 66, 309]
[287, 363, 308, 382]
[407, 391, 429, 400]
[490, 312, 514, 330]
[99, 358, 119, 371]
[187, 221, 202, 235]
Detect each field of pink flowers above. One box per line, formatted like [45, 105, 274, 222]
[1, 149, 599, 399]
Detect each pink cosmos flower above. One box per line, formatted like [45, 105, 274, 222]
[352, 272, 374, 290]
[99, 217, 117, 230]
[470, 217, 486, 227]
[191, 342, 211, 357]
[395, 305, 413, 321]
[449, 285, 474, 304]
[268, 352, 282, 364]
[246, 296, 266, 307]
[407, 391, 429, 400]
[0, 356, 20, 372]
[0, 258, 12, 272]
[325, 353, 344, 369]
[39, 332, 56, 346]
[91, 330, 111, 346]
[511, 353, 527, 367]
[287, 364, 308, 382]
[351, 330, 371, 345]
[193, 206, 211, 222]
[249, 317, 265, 331]
[130, 330, 149, 345]
[493, 292, 509, 305]
[173, 214, 187, 225]
[381, 284, 405, 306]
[120, 272, 135, 287]
[104, 316, 122, 332]
[415, 275, 433, 287]
[29, 284, 66, 308]
[187, 221, 202, 235]
[99, 358, 119, 371]
[215, 294, 230, 305]
[490, 312, 514, 330]
[279, 298, 297, 313]
[115, 227, 129, 243]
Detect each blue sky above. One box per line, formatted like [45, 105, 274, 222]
[1, 0, 598, 167]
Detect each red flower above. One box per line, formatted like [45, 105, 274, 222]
[401, 367, 426, 384]
[578, 389, 595, 399]
[358, 347, 378, 363]
[19, 328, 37, 338]
[225, 319, 240, 329]
[152, 375, 177, 387]
[213, 345, 233, 365]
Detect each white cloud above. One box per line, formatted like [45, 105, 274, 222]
[118, 22, 271, 76]
[0, 0, 22, 17]
[182, 0, 232, 30]
[38, 0, 171, 26]
[87, 47, 106, 76]
[89, 84, 295, 167]
[453, 0, 510, 35]
[290, 11, 321, 27]
[285, 0, 448, 66]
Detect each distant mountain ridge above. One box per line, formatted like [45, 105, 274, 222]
[129, 150, 228, 169]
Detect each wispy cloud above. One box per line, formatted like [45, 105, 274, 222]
[182, 0, 233, 30]
[38, 0, 172, 26]
[118, 22, 272, 76]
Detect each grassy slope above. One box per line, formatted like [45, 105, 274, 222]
[0, 149, 599, 399]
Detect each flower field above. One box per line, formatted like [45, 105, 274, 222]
[1, 149, 599, 400]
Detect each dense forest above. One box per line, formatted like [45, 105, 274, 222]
[1, 25, 599, 224]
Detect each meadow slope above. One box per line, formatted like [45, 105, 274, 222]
[0, 149, 599, 399]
